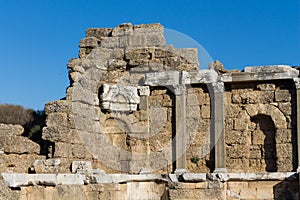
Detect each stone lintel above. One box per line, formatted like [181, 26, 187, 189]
[2, 172, 296, 187]
[244, 65, 297, 74]
[144, 71, 180, 86]
[224, 172, 297, 181]
[182, 70, 218, 84]
[222, 65, 299, 83]
[1, 173, 85, 188]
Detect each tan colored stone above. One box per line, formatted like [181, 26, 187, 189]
[201, 105, 210, 119]
[239, 188, 257, 199]
[275, 89, 291, 102]
[278, 102, 292, 115]
[233, 110, 250, 130]
[276, 129, 292, 143]
[257, 83, 276, 91]
[0, 123, 24, 136]
[276, 143, 293, 158]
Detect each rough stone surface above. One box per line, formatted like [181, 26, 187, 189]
[1, 23, 299, 199]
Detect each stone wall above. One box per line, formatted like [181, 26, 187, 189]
[1, 23, 300, 199]
[0, 124, 45, 173]
[225, 80, 297, 172]
[42, 23, 200, 174]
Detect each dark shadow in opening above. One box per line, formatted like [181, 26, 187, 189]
[251, 114, 277, 172]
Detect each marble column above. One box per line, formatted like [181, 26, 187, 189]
[174, 84, 187, 171]
[293, 78, 300, 173]
[210, 81, 227, 173]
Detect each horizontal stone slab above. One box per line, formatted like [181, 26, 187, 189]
[222, 65, 299, 82]
[1, 173, 85, 188]
[2, 172, 297, 187]
[144, 71, 180, 86]
[182, 70, 218, 84]
[224, 172, 297, 181]
[88, 173, 168, 184]
[182, 173, 207, 182]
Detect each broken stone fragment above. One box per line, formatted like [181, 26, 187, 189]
[32, 159, 61, 173]
[100, 84, 140, 111]
[71, 161, 92, 174]
[0, 124, 40, 154]
[79, 37, 100, 48]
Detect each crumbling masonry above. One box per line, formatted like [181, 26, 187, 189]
[1, 23, 300, 199]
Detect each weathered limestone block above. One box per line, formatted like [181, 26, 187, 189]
[0, 123, 24, 136]
[225, 131, 250, 145]
[111, 23, 133, 36]
[33, 159, 61, 173]
[44, 100, 72, 115]
[1, 173, 85, 187]
[176, 48, 199, 66]
[0, 133, 40, 154]
[144, 70, 180, 86]
[257, 83, 276, 91]
[72, 144, 92, 159]
[100, 36, 120, 48]
[133, 24, 164, 34]
[125, 47, 154, 60]
[86, 28, 113, 39]
[278, 102, 292, 115]
[226, 158, 249, 173]
[244, 65, 299, 77]
[71, 161, 92, 174]
[45, 112, 69, 127]
[100, 84, 140, 111]
[233, 110, 250, 130]
[277, 157, 293, 171]
[0, 154, 45, 173]
[42, 126, 73, 143]
[275, 129, 292, 143]
[227, 145, 250, 159]
[200, 105, 210, 119]
[86, 48, 124, 61]
[226, 105, 240, 118]
[149, 107, 168, 135]
[107, 59, 127, 71]
[187, 94, 198, 106]
[275, 89, 291, 102]
[252, 129, 266, 145]
[0, 174, 13, 200]
[54, 142, 72, 158]
[79, 37, 100, 48]
[249, 146, 262, 159]
[276, 143, 293, 158]
[68, 84, 99, 105]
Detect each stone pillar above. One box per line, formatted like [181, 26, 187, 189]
[293, 78, 300, 173]
[210, 82, 227, 173]
[174, 84, 187, 171]
[138, 86, 151, 173]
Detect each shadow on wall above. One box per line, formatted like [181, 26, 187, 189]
[250, 114, 277, 172]
[273, 176, 299, 199]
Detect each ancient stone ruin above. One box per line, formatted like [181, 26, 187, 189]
[1, 23, 300, 199]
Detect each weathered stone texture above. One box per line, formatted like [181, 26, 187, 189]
[225, 81, 296, 173]
[1, 23, 299, 199]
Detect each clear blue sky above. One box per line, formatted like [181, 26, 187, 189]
[0, 0, 299, 110]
